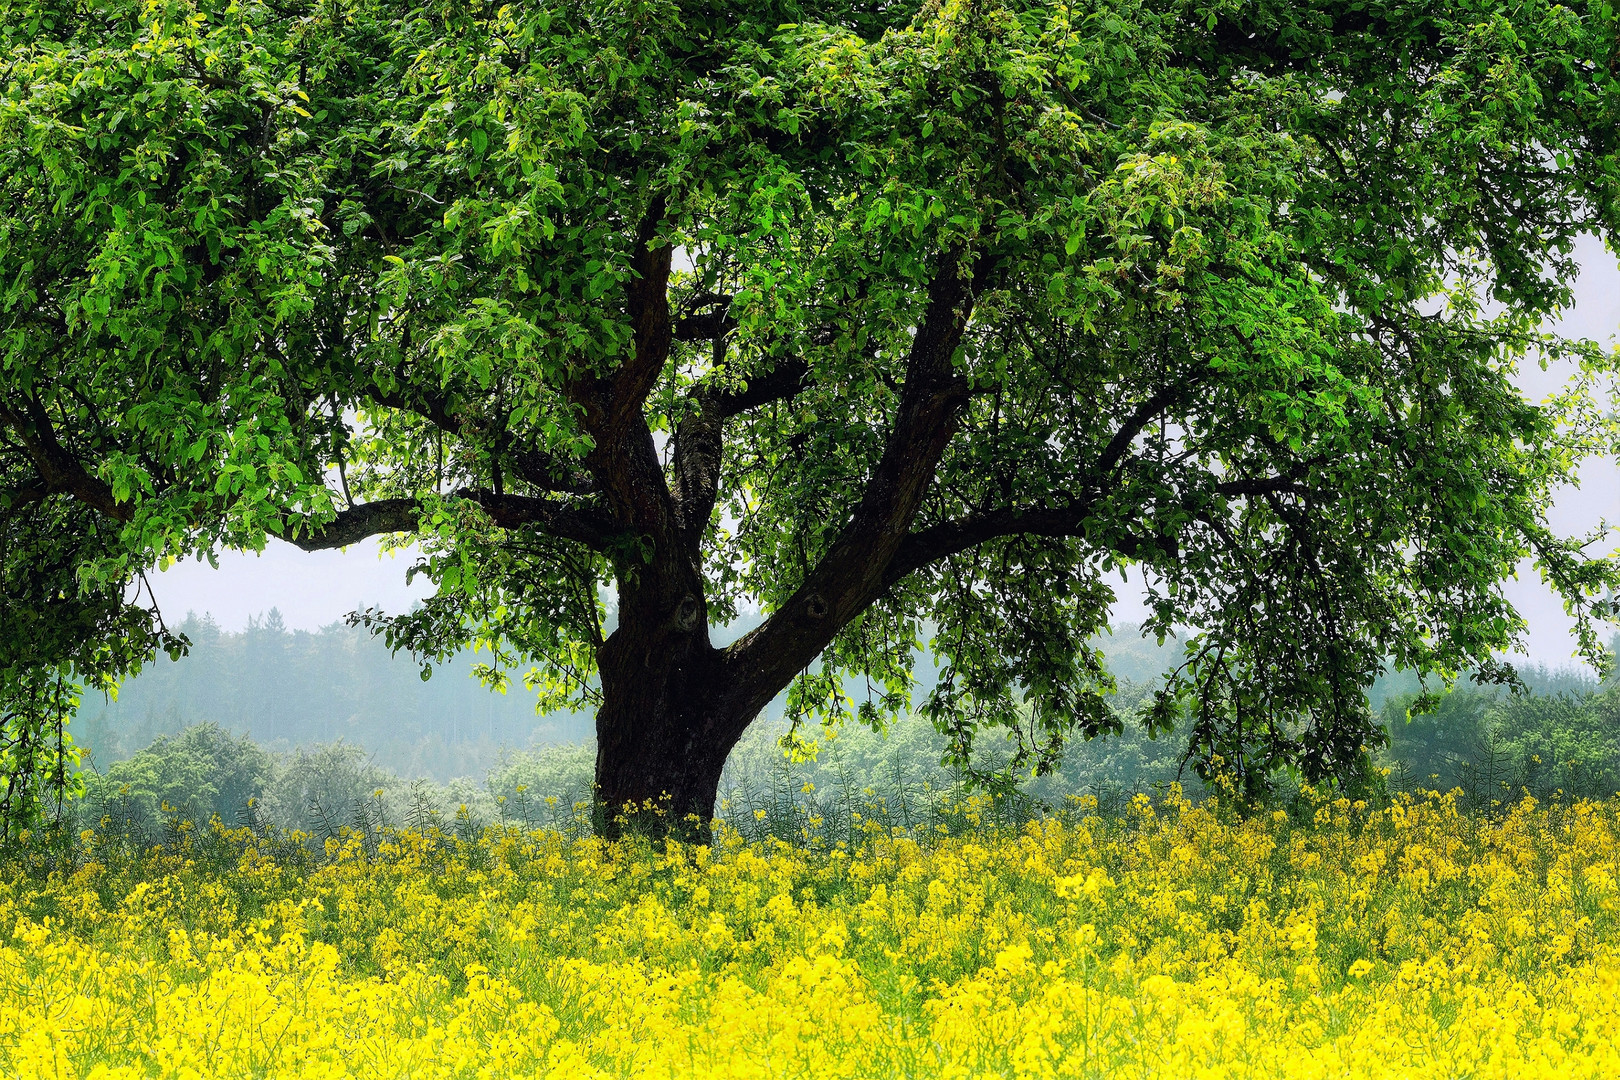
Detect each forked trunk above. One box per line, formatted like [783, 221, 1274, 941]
[572, 239, 980, 841]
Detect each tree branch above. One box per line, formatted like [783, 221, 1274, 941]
[288, 490, 617, 551]
[365, 382, 459, 436]
[508, 449, 600, 496]
[672, 308, 735, 343]
[711, 356, 811, 418]
[1213, 477, 1319, 499]
[467, 489, 615, 546]
[722, 249, 991, 714]
[0, 399, 130, 521]
[366, 380, 599, 497]
[0, 477, 50, 514]
[671, 337, 730, 554]
[871, 372, 1205, 590]
[600, 195, 675, 435]
[885, 502, 1095, 584]
[670, 354, 812, 552]
[288, 497, 422, 549]
[883, 472, 1321, 585]
[1096, 380, 1193, 475]
[567, 197, 681, 542]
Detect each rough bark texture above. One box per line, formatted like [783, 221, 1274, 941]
[592, 633, 744, 836]
[571, 202, 753, 837]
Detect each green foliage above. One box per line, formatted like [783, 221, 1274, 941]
[82, 721, 274, 840]
[0, 494, 185, 835]
[75, 723, 459, 842]
[0, 668, 82, 833]
[1383, 676, 1620, 805]
[1380, 686, 1498, 793]
[261, 742, 401, 840]
[485, 740, 599, 830]
[3, 0, 1619, 822]
[1490, 690, 1620, 802]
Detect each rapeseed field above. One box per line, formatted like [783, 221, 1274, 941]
[1, 789, 1617, 1079]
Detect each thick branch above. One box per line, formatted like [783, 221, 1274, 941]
[365, 382, 598, 497]
[568, 198, 680, 544]
[712, 357, 810, 418]
[288, 497, 422, 549]
[884, 473, 1322, 584]
[722, 251, 989, 716]
[468, 490, 615, 545]
[289, 490, 615, 551]
[878, 372, 1221, 580]
[672, 308, 735, 343]
[1096, 380, 1194, 475]
[508, 449, 600, 496]
[671, 338, 729, 553]
[886, 502, 1096, 584]
[365, 383, 459, 436]
[0, 477, 50, 513]
[599, 196, 675, 440]
[671, 355, 812, 552]
[0, 399, 129, 521]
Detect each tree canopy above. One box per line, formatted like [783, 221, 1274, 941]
[2, 0, 1618, 831]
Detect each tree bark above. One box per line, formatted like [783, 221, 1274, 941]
[592, 626, 754, 839]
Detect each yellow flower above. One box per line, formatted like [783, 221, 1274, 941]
[8, 791, 1620, 1079]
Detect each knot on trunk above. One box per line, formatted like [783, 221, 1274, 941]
[674, 593, 700, 631]
[805, 592, 829, 621]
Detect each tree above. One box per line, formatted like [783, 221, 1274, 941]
[82, 721, 274, 836]
[2, 0, 1618, 834]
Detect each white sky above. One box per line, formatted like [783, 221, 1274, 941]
[1474, 234, 1618, 666]
[151, 539, 432, 632]
[151, 236, 1620, 666]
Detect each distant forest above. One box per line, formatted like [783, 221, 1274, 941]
[70, 611, 1180, 776]
[72, 612, 1168, 780]
[73, 609, 1616, 789]
[72, 610, 594, 781]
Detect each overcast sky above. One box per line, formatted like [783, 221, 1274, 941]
[150, 236, 1620, 667]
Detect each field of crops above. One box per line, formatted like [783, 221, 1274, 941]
[3, 790, 1618, 1079]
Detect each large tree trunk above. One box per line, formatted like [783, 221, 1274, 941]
[591, 611, 755, 839]
[592, 695, 745, 839]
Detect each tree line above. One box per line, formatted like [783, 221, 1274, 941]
[74, 610, 591, 781]
[73, 628, 1620, 844]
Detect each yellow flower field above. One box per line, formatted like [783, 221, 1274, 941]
[2, 790, 1617, 1079]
